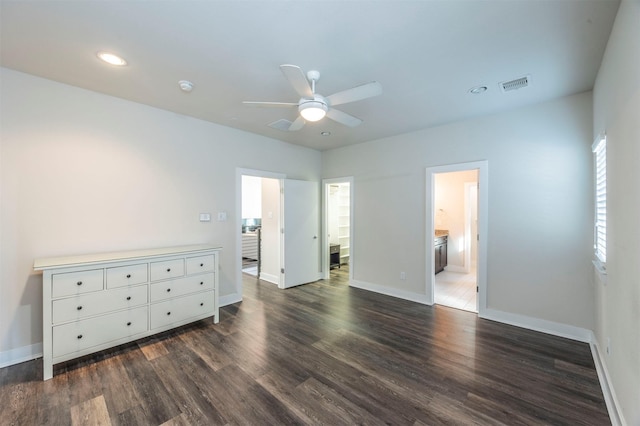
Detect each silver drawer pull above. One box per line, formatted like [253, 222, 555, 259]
[126, 274, 131, 278]
[77, 334, 83, 339]
[76, 281, 83, 286]
[76, 306, 82, 311]
[127, 322, 132, 326]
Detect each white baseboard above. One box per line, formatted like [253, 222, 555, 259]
[590, 334, 626, 426]
[258, 272, 279, 285]
[350, 279, 430, 305]
[480, 308, 592, 342]
[219, 293, 242, 307]
[0, 342, 42, 369]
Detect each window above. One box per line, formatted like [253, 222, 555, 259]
[593, 135, 607, 265]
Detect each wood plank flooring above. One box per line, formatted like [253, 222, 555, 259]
[0, 270, 610, 425]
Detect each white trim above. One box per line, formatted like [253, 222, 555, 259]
[443, 265, 466, 273]
[589, 333, 626, 426]
[350, 279, 430, 305]
[0, 342, 43, 369]
[257, 272, 279, 285]
[480, 308, 592, 342]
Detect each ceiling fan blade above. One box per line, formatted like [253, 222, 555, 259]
[243, 101, 297, 108]
[280, 64, 313, 97]
[326, 108, 362, 127]
[326, 81, 382, 106]
[288, 116, 306, 131]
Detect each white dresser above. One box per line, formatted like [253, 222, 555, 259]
[34, 244, 221, 380]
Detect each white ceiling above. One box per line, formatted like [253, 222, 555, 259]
[0, 0, 619, 151]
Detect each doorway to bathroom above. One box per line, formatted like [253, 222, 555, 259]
[426, 161, 488, 315]
[433, 170, 478, 312]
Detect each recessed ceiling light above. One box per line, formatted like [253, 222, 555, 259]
[97, 51, 127, 66]
[468, 85, 488, 94]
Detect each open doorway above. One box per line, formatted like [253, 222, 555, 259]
[433, 170, 478, 312]
[426, 161, 488, 316]
[241, 175, 281, 285]
[322, 177, 353, 283]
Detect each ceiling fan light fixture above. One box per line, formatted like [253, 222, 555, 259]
[299, 100, 328, 122]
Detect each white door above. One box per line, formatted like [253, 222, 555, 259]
[281, 179, 319, 288]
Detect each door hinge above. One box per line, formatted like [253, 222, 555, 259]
[476, 286, 479, 293]
[281, 268, 285, 274]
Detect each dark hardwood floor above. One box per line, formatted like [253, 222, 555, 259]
[1, 268, 610, 425]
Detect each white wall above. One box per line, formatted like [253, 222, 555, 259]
[0, 68, 321, 362]
[322, 92, 595, 331]
[592, 1, 640, 424]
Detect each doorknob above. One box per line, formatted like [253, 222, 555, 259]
[313, 236, 318, 239]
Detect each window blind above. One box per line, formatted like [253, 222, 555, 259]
[593, 136, 606, 264]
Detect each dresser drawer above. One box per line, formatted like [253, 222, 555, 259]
[186, 254, 215, 275]
[150, 273, 214, 302]
[106, 263, 148, 289]
[150, 259, 185, 281]
[52, 285, 148, 324]
[52, 269, 103, 298]
[150, 290, 215, 330]
[52, 306, 148, 358]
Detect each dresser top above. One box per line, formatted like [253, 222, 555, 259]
[34, 244, 221, 271]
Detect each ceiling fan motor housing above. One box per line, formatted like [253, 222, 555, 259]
[299, 94, 328, 121]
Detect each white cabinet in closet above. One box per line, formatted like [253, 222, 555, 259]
[35, 244, 221, 380]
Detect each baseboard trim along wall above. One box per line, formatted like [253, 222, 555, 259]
[480, 308, 592, 342]
[350, 279, 430, 305]
[219, 293, 242, 308]
[590, 335, 626, 426]
[0, 342, 43, 369]
[257, 272, 279, 285]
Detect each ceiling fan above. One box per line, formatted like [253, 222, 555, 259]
[243, 64, 382, 131]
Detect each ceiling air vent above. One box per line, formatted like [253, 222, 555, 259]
[500, 75, 530, 92]
[269, 119, 293, 131]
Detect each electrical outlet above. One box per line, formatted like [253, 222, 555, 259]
[400, 272, 406, 280]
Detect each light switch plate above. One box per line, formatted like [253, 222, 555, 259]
[199, 213, 211, 222]
[217, 211, 227, 221]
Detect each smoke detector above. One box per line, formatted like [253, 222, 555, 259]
[500, 75, 530, 92]
[178, 80, 194, 92]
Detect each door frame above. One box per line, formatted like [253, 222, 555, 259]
[322, 177, 354, 281]
[425, 161, 488, 315]
[236, 168, 286, 299]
